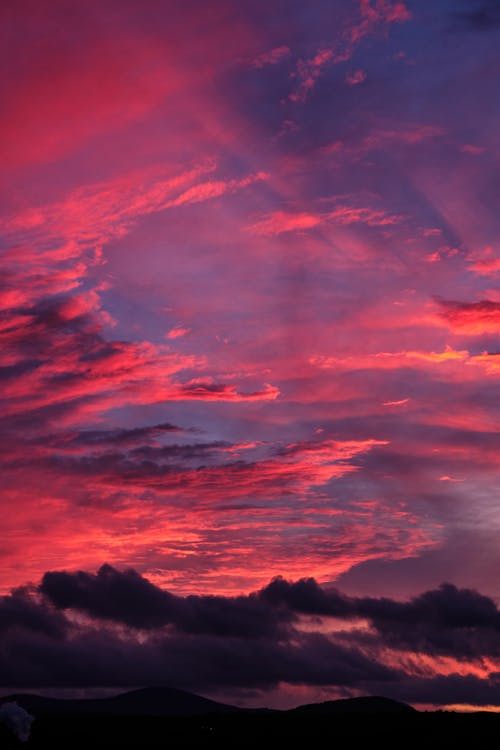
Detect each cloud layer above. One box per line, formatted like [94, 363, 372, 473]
[3, 567, 500, 709]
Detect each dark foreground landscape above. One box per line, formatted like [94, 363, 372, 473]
[1, 688, 500, 748]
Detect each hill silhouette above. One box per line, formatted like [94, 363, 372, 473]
[2, 689, 500, 749]
[291, 695, 416, 714]
[0, 686, 238, 717]
[0, 688, 416, 718]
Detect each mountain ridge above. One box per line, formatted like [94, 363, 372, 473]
[0, 687, 414, 717]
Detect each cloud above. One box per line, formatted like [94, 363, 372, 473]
[251, 46, 291, 68]
[248, 211, 322, 236]
[166, 326, 191, 339]
[259, 575, 351, 617]
[37, 567, 500, 660]
[436, 299, 500, 334]
[460, 144, 486, 155]
[0, 589, 68, 638]
[310, 346, 469, 372]
[248, 204, 402, 236]
[39, 438, 384, 505]
[358, 0, 411, 27]
[40, 564, 291, 637]
[454, 1, 500, 31]
[0, 161, 279, 426]
[289, 49, 336, 103]
[2, 568, 500, 706]
[163, 173, 267, 209]
[0, 626, 395, 691]
[289, 0, 410, 102]
[467, 250, 500, 276]
[261, 577, 500, 660]
[45, 423, 186, 452]
[1, 0, 498, 651]
[177, 381, 279, 401]
[346, 69, 367, 85]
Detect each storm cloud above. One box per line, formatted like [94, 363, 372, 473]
[1, 567, 499, 706]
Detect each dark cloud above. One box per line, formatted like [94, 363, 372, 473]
[3, 567, 500, 702]
[387, 673, 500, 706]
[40, 565, 291, 637]
[351, 585, 500, 659]
[454, 1, 500, 30]
[259, 575, 351, 616]
[40, 566, 178, 630]
[0, 626, 394, 690]
[38, 566, 500, 660]
[53, 423, 185, 448]
[44, 441, 230, 479]
[351, 583, 498, 629]
[0, 589, 67, 638]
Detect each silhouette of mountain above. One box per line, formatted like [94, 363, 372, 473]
[0, 687, 238, 717]
[291, 695, 416, 714]
[0, 689, 416, 718]
[3, 690, 500, 749]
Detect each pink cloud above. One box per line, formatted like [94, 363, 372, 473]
[321, 124, 444, 168]
[326, 205, 402, 226]
[460, 145, 485, 155]
[164, 172, 267, 208]
[436, 299, 500, 335]
[167, 326, 191, 339]
[346, 69, 367, 85]
[352, 0, 411, 43]
[288, 1, 410, 103]
[310, 346, 470, 372]
[251, 46, 291, 68]
[248, 211, 322, 236]
[467, 249, 500, 276]
[0, 430, 427, 595]
[469, 258, 500, 276]
[248, 204, 402, 236]
[363, 124, 445, 148]
[382, 398, 410, 406]
[289, 49, 335, 103]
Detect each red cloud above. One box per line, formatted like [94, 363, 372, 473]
[358, 0, 411, 28]
[0, 160, 279, 426]
[289, 0, 410, 103]
[251, 46, 291, 68]
[248, 211, 322, 236]
[352, 0, 411, 43]
[468, 250, 500, 276]
[346, 69, 367, 85]
[167, 326, 191, 339]
[436, 299, 500, 335]
[248, 204, 401, 236]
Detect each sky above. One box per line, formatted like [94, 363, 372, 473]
[1, 0, 500, 710]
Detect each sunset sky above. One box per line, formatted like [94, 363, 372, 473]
[2, 0, 500, 710]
